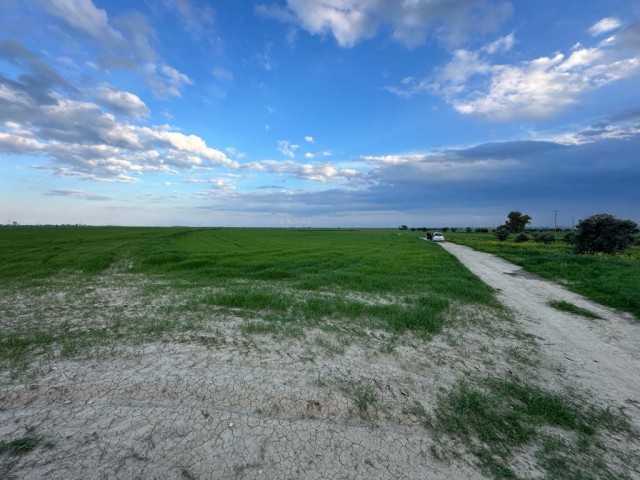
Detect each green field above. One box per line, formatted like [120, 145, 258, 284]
[2, 227, 636, 480]
[446, 231, 640, 319]
[0, 227, 498, 366]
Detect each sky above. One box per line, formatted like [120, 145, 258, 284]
[1, 0, 639, 228]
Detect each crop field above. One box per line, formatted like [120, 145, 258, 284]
[446, 231, 640, 319]
[0, 227, 638, 479]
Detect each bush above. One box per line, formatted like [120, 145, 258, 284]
[574, 214, 638, 254]
[514, 233, 529, 243]
[536, 232, 555, 244]
[466, 227, 472, 233]
[564, 232, 576, 244]
[495, 227, 510, 241]
[475, 228, 489, 233]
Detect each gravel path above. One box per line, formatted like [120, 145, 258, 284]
[440, 241, 640, 428]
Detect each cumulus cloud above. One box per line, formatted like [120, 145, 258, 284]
[256, 0, 512, 48]
[0, 43, 235, 182]
[95, 84, 150, 118]
[242, 159, 364, 183]
[589, 17, 621, 36]
[39, 0, 192, 98]
[304, 135, 314, 143]
[387, 32, 640, 120]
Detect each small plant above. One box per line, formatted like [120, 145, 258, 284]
[0, 435, 43, 455]
[549, 300, 601, 320]
[564, 231, 576, 244]
[494, 226, 509, 241]
[338, 378, 378, 419]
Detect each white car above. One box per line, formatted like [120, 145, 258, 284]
[432, 232, 445, 242]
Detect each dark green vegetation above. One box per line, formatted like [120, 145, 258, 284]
[434, 376, 631, 479]
[504, 211, 532, 233]
[447, 231, 640, 319]
[574, 214, 638, 255]
[549, 300, 602, 320]
[0, 227, 498, 367]
[0, 436, 42, 455]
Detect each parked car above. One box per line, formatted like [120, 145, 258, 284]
[432, 232, 445, 242]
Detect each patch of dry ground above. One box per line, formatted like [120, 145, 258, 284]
[1, 249, 639, 479]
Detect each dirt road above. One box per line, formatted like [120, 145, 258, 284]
[440, 242, 640, 427]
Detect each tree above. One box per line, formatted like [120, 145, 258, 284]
[495, 226, 510, 241]
[505, 211, 532, 233]
[574, 214, 638, 254]
[399, 225, 408, 230]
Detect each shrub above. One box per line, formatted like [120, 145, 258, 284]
[536, 233, 555, 244]
[564, 232, 576, 244]
[514, 233, 529, 243]
[475, 228, 489, 233]
[466, 227, 472, 233]
[574, 214, 638, 254]
[495, 227, 510, 241]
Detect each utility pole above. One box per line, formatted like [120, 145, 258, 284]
[553, 210, 558, 233]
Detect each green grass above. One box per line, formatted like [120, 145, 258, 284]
[0, 227, 499, 367]
[0, 435, 44, 455]
[447, 231, 640, 319]
[549, 300, 602, 320]
[337, 378, 379, 419]
[434, 376, 631, 479]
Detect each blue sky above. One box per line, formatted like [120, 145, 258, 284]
[1, 0, 639, 227]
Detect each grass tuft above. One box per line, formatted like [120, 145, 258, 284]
[548, 300, 602, 320]
[433, 376, 631, 479]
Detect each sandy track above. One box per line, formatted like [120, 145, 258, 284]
[440, 242, 640, 427]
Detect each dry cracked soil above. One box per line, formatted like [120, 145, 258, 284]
[1, 242, 639, 479]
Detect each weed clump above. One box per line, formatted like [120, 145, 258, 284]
[433, 376, 631, 479]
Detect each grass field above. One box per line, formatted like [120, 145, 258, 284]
[446, 231, 640, 319]
[1, 227, 637, 479]
[0, 226, 498, 367]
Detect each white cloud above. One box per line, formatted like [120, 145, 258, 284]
[304, 135, 314, 143]
[589, 17, 621, 37]
[40, 0, 192, 98]
[304, 152, 314, 159]
[360, 154, 426, 165]
[0, 45, 237, 183]
[225, 147, 245, 160]
[44, 188, 112, 201]
[96, 84, 150, 118]
[41, 0, 112, 38]
[242, 159, 364, 183]
[482, 32, 515, 54]
[161, 0, 215, 39]
[258, 0, 512, 48]
[388, 32, 640, 121]
[277, 140, 299, 158]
